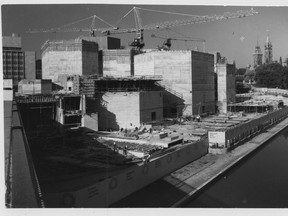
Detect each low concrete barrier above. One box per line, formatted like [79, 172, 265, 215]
[44, 138, 208, 207]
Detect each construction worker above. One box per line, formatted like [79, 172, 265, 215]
[145, 154, 151, 164]
[113, 142, 117, 152]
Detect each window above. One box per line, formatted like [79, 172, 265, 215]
[151, 112, 156, 121]
[202, 106, 205, 113]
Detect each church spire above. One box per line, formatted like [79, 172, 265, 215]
[264, 30, 273, 64]
[253, 39, 262, 68]
[266, 33, 270, 44]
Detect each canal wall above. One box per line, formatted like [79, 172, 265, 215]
[226, 106, 288, 147]
[44, 138, 208, 207]
[208, 107, 288, 149]
[172, 109, 288, 207]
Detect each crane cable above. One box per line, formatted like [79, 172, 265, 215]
[114, 7, 135, 27]
[137, 7, 207, 18]
[163, 27, 205, 41]
[113, 6, 206, 30]
[34, 14, 115, 33]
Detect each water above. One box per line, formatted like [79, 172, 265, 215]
[184, 126, 288, 208]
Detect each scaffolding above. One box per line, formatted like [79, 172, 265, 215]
[80, 75, 162, 98]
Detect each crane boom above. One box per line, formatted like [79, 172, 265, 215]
[102, 8, 258, 35]
[26, 7, 259, 50]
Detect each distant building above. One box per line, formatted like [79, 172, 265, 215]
[253, 40, 263, 68]
[264, 34, 273, 64]
[2, 33, 36, 91]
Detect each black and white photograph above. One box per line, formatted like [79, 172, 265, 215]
[1, 0, 288, 215]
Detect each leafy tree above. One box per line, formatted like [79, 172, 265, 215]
[236, 82, 250, 94]
[236, 68, 246, 76]
[282, 66, 288, 89]
[244, 68, 255, 83]
[254, 63, 284, 88]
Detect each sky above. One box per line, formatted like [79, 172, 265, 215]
[1, 2, 288, 68]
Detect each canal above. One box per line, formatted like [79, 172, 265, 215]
[184, 126, 288, 208]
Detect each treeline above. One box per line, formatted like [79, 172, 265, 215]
[254, 63, 288, 89]
[235, 63, 288, 94]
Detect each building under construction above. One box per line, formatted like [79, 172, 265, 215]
[134, 50, 216, 117]
[81, 75, 163, 131]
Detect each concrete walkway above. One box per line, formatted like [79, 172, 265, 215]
[111, 118, 288, 207]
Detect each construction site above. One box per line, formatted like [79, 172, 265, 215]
[5, 6, 288, 208]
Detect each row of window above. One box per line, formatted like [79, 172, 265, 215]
[3, 51, 24, 58]
[3, 66, 24, 70]
[4, 56, 21, 61]
[3, 75, 24, 81]
[3, 60, 24, 64]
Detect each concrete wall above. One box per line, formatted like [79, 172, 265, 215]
[18, 79, 52, 95]
[139, 91, 163, 122]
[18, 80, 41, 95]
[36, 59, 42, 79]
[2, 34, 21, 48]
[42, 50, 83, 82]
[134, 50, 215, 116]
[135, 51, 192, 116]
[41, 39, 98, 83]
[227, 63, 236, 104]
[43, 138, 209, 207]
[90, 91, 163, 131]
[81, 40, 98, 76]
[102, 50, 133, 77]
[96, 92, 140, 130]
[41, 80, 52, 94]
[216, 63, 236, 113]
[216, 64, 227, 113]
[80, 36, 121, 50]
[24, 51, 36, 80]
[3, 77, 13, 99]
[191, 51, 215, 115]
[82, 50, 98, 76]
[3, 79, 13, 89]
[84, 113, 99, 131]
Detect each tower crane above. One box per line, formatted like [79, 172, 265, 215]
[151, 33, 206, 51]
[102, 7, 258, 51]
[27, 6, 259, 51]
